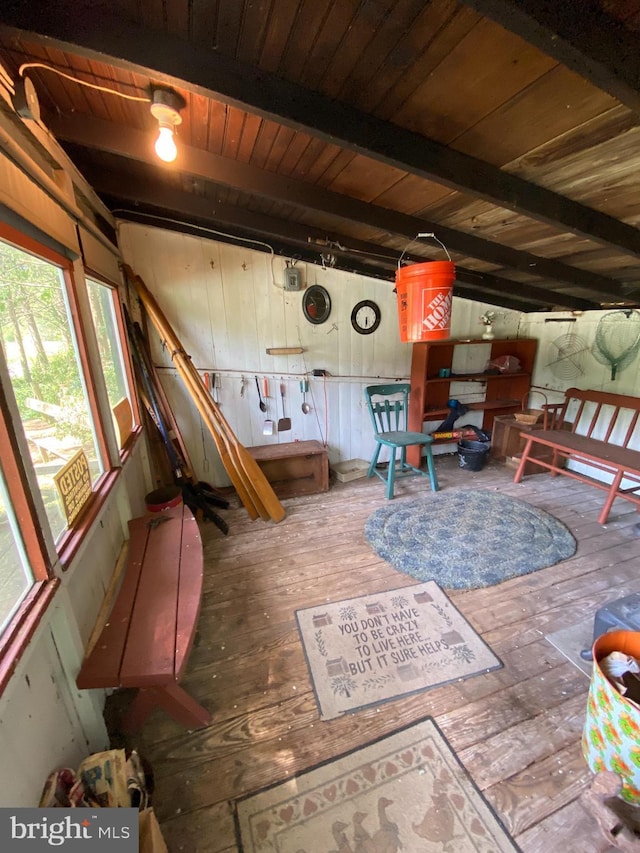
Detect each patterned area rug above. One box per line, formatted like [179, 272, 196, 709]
[235, 716, 519, 852]
[365, 489, 576, 589]
[296, 581, 501, 720]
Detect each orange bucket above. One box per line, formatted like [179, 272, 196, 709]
[396, 260, 455, 342]
[396, 279, 409, 343]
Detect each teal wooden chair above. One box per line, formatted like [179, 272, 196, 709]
[365, 384, 439, 499]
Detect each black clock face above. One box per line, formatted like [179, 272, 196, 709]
[351, 300, 381, 334]
[302, 285, 332, 325]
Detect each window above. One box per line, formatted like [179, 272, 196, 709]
[86, 277, 135, 449]
[0, 464, 34, 634]
[0, 223, 138, 691]
[0, 239, 104, 542]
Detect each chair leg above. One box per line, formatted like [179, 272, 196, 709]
[386, 447, 397, 499]
[424, 446, 439, 492]
[368, 443, 382, 477]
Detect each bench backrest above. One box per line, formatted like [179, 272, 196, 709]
[550, 388, 640, 449]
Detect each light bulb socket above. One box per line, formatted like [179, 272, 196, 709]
[150, 88, 184, 128]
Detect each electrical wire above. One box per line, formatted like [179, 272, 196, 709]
[18, 62, 150, 102]
[113, 211, 282, 288]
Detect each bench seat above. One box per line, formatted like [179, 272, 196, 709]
[514, 388, 640, 525]
[77, 503, 211, 731]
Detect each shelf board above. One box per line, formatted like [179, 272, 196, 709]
[425, 371, 530, 383]
[423, 399, 521, 419]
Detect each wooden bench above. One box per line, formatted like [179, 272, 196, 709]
[513, 388, 640, 524]
[77, 503, 211, 731]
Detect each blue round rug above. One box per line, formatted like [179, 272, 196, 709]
[364, 489, 577, 590]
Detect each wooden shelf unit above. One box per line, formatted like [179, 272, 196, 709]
[408, 337, 538, 466]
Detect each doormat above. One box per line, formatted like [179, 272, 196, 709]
[235, 716, 519, 852]
[295, 581, 501, 721]
[365, 490, 577, 589]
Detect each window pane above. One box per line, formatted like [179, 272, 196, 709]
[0, 240, 103, 542]
[0, 464, 34, 634]
[86, 279, 134, 448]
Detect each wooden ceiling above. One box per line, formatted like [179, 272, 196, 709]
[1, 0, 640, 313]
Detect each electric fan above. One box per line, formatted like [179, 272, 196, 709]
[546, 333, 590, 380]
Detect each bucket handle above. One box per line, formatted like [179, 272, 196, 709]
[398, 232, 452, 269]
[522, 390, 550, 428]
[522, 389, 548, 409]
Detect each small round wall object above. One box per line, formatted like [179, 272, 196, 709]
[302, 285, 332, 325]
[351, 300, 381, 334]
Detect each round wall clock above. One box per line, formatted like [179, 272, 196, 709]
[302, 285, 332, 325]
[351, 300, 381, 335]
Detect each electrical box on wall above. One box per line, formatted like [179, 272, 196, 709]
[284, 267, 303, 291]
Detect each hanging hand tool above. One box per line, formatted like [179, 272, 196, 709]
[278, 382, 291, 431]
[255, 375, 267, 412]
[300, 379, 310, 414]
[262, 377, 274, 435]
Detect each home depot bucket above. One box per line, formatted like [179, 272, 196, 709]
[396, 260, 455, 342]
[395, 278, 409, 342]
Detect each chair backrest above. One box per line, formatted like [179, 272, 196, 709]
[365, 384, 411, 435]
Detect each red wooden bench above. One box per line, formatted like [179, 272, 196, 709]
[77, 503, 211, 731]
[513, 388, 640, 524]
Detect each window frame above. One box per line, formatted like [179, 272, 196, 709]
[0, 222, 141, 692]
[84, 268, 141, 459]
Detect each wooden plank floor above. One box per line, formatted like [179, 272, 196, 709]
[108, 454, 640, 852]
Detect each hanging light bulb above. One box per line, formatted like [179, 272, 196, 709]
[150, 88, 184, 163]
[155, 124, 177, 162]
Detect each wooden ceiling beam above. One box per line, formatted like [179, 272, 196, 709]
[51, 114, 625, 301]
[1, 4, 640, 259]
[459, 0, 640, 115]
[82, 164, 594, 313]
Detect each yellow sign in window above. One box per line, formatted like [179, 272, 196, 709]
[53, 449, 93, 526]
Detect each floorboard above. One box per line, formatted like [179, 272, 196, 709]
[106, 455, 639, 852]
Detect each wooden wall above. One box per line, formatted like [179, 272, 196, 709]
[523, 311, 640, 402]
[0, 136, 153, 806]
[117, 222, 522, 480]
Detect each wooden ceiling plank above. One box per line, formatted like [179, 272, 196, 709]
[139, 0, 165, 32]
[236, 0, 274, 66]
[215, 0, 245, 58]
[188, 92, 213, 151]
[236, 112, 263, 165]
[364, 2, 480, 117]
[166, 0, 190, 41]
[458, 0, 640, 114]
[275, 130, 315, 178]
[49, 113, 626, 300]
[189, 0, 219, 51]
[393, 17, 557, 145]
[262, 124, 298, 173]
[3, 6, 638, 257]
[335, 0, 429, 105]
[298, 0, 362, 91]
[277, 0, 334, 82]
[453, 66, 619, 166]
[221, 106, 246, 161]
[257, 0, 300, 75]
[510, 105, 636, 172]
[207, 100, 228, 156]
